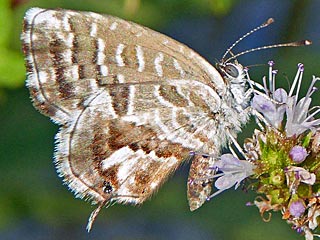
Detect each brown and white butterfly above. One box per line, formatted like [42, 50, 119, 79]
[22, 8, 256, 231]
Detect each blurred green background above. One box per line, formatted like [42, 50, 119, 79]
[1, 0, 319, 239]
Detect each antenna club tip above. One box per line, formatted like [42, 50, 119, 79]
[295, 39, 312, 46]
[289, 39, 312, 47]
[305, 39, 312, 45]
[266, 18, 274, 25]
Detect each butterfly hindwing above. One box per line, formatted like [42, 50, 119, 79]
[187, 154, 217, 211]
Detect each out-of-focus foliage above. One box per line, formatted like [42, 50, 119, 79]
[0, 0, 25, 88]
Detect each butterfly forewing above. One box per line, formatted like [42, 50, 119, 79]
[23, 8, 225, 122]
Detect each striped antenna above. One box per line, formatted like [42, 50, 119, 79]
[221, 18, 274, 61]
[224, 39, 312, 63]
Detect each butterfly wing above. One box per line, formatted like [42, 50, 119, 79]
[22, 8, 227, 216]
[22, 8, 225, 123]
[187, 154, 216, 211]
[53, 77, 222, 205]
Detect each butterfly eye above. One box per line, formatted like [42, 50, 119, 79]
[224, 64, 239, 78]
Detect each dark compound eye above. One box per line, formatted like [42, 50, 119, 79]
[224, 64, 239, 78]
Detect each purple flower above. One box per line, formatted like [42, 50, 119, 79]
[284, 65, 320, 136]
[208, 154, 254, 199]
[289, 146, 308, 163]
[251, 62, 287, 128]
[251, 62, 320, 137]
[251, 89, 287, 128]
[289, 200, 306, 217]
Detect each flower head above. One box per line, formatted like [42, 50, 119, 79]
[244, 62, 320, 239]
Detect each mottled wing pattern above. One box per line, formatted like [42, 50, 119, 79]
[22, 8, 231, 222]
[188, 155, 216, 211]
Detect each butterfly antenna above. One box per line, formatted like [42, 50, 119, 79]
[221, 18, 274, 61]
[224, 39, 312, 63]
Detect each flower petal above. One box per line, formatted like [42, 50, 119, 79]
[252, 95, 276, 113]
[273, 88, 288, 103]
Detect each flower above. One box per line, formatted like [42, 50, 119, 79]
[251, 62, 320, 136]
[285, 65, 320, 137]
[251, 91, 286, 128]
[251, 61, 287, 129]
[285, 166, 316, 187]
[289, 199, 306, 217]
[208, 154, 255, 199]
[289, 146, 308, 163]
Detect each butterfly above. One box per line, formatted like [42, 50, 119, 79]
[22, 7, 271, 231]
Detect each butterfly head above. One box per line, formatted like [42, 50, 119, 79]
[217, 61, 246, 85]
[217, 60, 250, 108]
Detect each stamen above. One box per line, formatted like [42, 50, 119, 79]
[298, 62, 304, 72]
[305, 77, 319, 100]
[262, 76, 268, 94]
[310, 86, 318, 96]
[206, 189, 224, 201]
[268, 62, 273, 93]
[295, 64, 304, 103]
[288, 64, 303, 97]
[203, 172, 225, 179]
[303, 108, 320, 123]
[301, 77, 319, 110]
[271, 70, 278, 94]
[268, 60, 275, 66]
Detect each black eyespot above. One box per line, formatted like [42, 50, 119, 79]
[224, 64, 239, 78]
[103, 181, 113, 194]
[201, 181, 207, 187]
